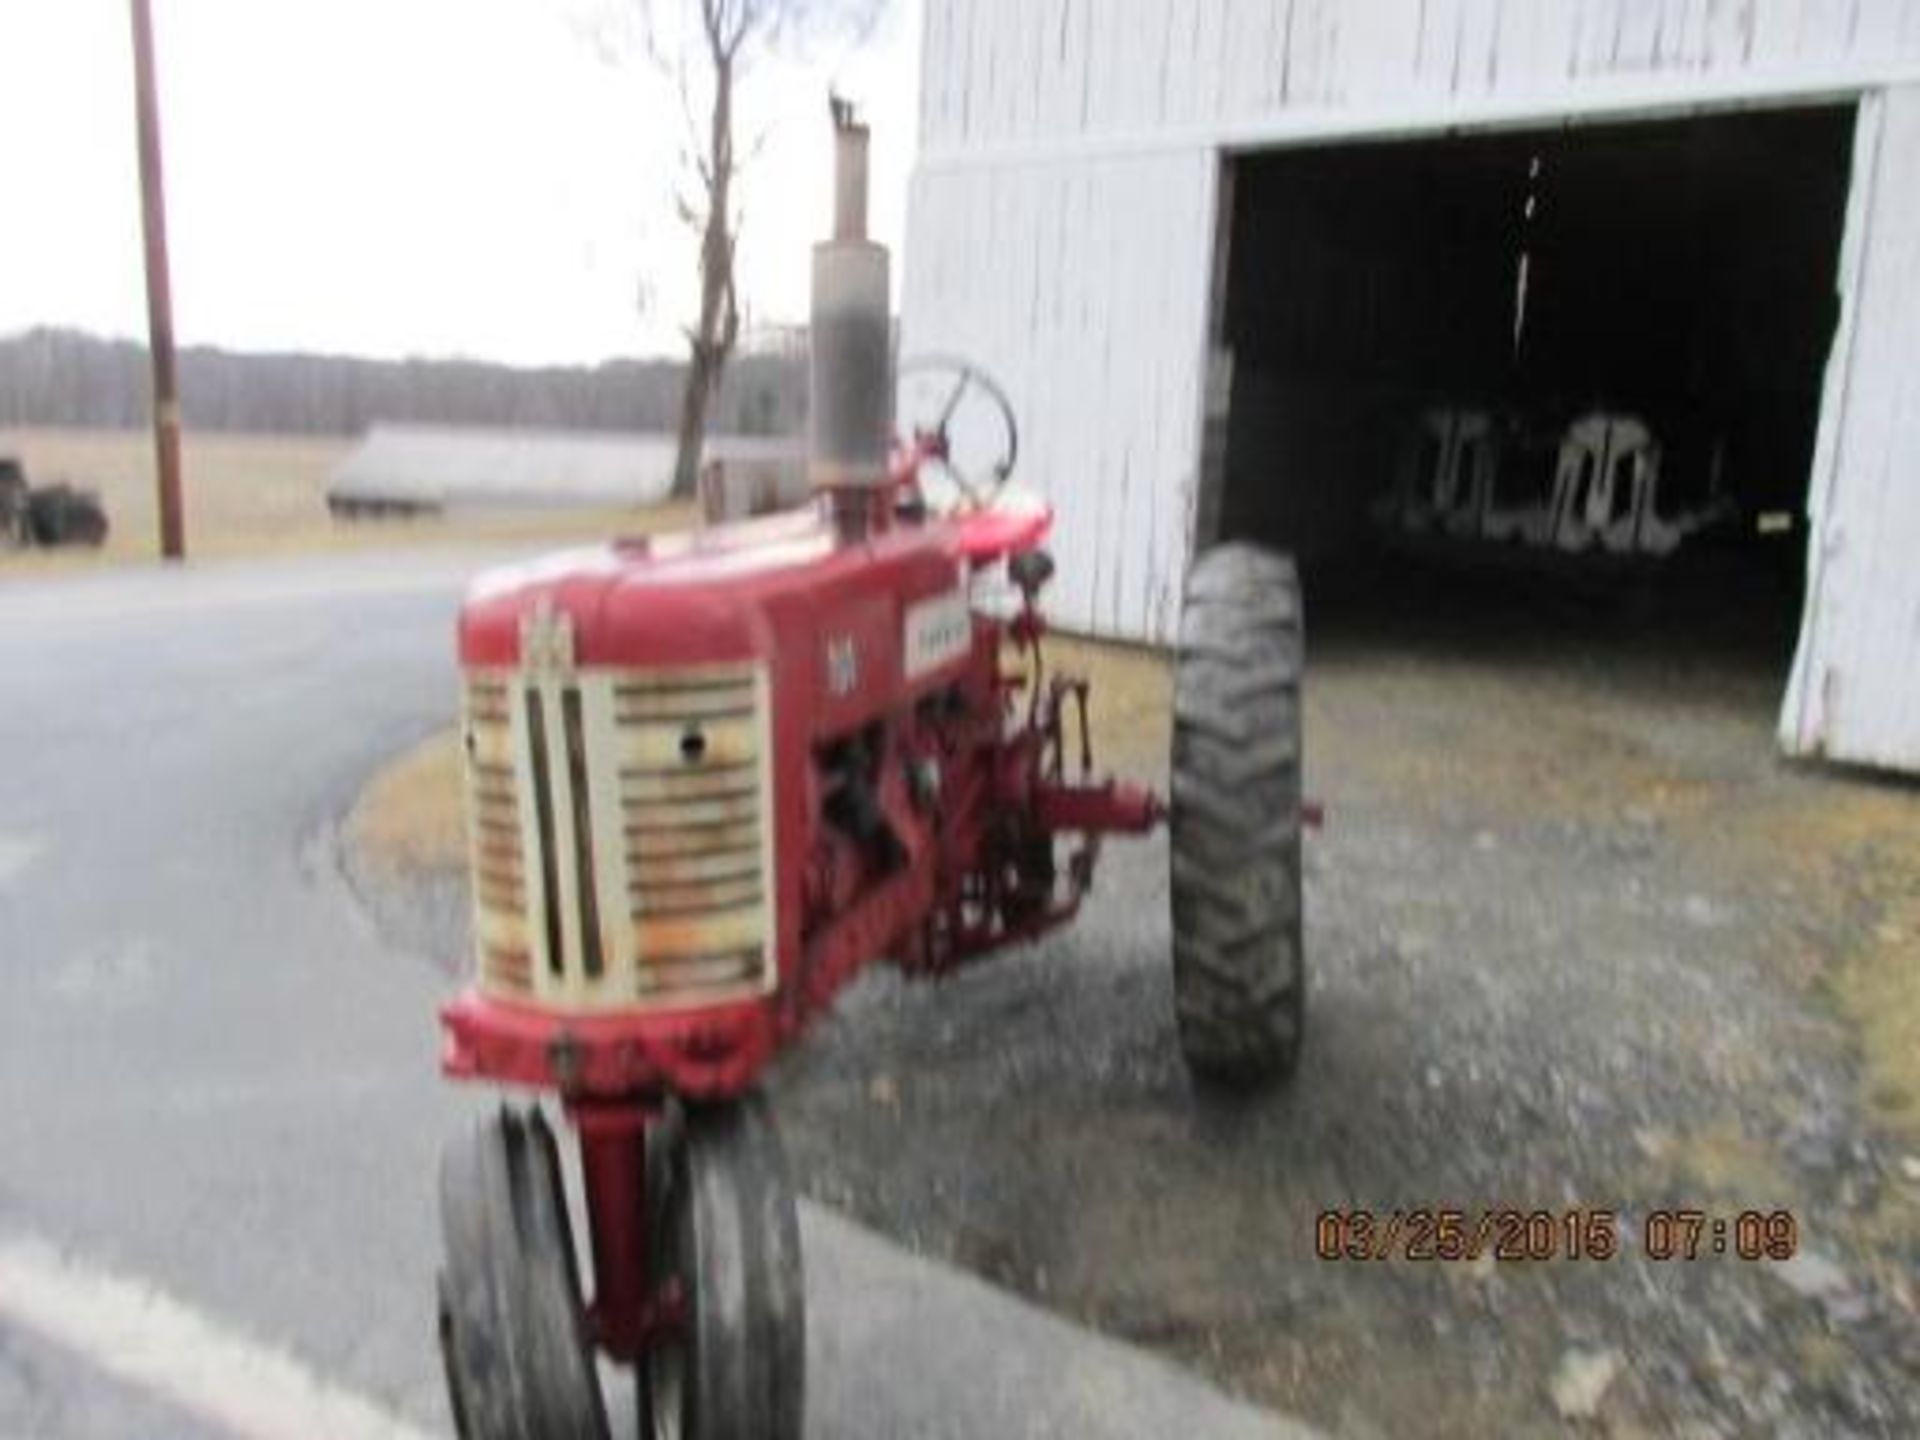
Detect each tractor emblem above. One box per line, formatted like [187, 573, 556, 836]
[520, 600, 575, 677]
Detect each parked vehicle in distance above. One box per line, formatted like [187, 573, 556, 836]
[0, 456, 109, 549]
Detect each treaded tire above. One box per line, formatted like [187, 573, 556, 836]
[437, 1107, 608, 1440]
[643, 1093, 804, 1440]
[1170, 542, 1306, 1088]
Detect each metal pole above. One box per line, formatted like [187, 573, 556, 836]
[130, 0, 184, 560]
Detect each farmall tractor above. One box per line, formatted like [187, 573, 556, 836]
[436, 107, 1306, 1439]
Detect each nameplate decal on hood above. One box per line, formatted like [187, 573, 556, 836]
[903, 589, 971, 680]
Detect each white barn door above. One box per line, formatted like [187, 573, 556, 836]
[901, 151, 1219, 643]
[1784, 86, 1920, 772]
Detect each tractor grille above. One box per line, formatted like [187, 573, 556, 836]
[462, 654, 777, 1012]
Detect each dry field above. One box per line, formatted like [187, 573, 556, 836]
[0, 428, 686, 572]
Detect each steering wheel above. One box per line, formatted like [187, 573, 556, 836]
[896, 355, 1020, 511]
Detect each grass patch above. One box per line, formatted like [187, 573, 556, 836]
[1032, 633, 1172, 777]
[347, 729, 468, 880]
[1725, 784, 1920, 1148]
[1838, 869, 1920, 1141]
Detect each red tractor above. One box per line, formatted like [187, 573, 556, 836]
[436, 107, 1307, 1439]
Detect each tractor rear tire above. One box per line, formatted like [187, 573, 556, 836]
[642, 1094, 804, 1440]
[1169, 542, 1306, 1089]
[438, 1107, 609, 1440]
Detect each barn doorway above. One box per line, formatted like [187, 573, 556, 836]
[1210, 105, 1856, 682]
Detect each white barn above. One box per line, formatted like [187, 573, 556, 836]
[900, 0, 1920, 772]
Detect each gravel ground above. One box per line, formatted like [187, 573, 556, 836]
[350, 564, 1920, 1439]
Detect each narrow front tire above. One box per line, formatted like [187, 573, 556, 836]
[438, 1107, 608, 1440]
[643, 1093, 805, 1440]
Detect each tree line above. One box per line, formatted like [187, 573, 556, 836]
[0, 327, 807, 439]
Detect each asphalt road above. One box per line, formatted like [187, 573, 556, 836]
[0, 553, 1310, 1440]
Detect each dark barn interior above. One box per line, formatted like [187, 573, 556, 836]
[1212, 105, 1856, 656]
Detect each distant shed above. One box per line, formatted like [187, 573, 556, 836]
[327, 425, 681, 513]
[904, 0, 1920, 772]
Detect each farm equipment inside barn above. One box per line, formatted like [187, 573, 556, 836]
[434, 105, 1310, 1438]
[1370, 406, 1753, 562]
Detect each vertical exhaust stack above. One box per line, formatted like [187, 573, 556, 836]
[811, 98, 892, 542]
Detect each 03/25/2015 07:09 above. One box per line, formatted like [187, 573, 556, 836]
[1315, 1207, 1801, 1263]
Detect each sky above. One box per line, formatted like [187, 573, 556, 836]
[0, 0, 921, 366]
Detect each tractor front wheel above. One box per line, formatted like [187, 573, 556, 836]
[642, 1093, 805, 1440]
[438, 1107, 609, 1440]
[1169, 542, 1307, 1088]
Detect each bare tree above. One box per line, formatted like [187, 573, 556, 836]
[638, 0, 878, 497]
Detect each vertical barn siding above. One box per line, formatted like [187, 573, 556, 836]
[901, 151, 1216, 640]
[1783, 84, 1920, 769]
[921, 0, 1920, 156]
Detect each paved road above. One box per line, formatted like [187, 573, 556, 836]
[0, 553, 1312, 1440]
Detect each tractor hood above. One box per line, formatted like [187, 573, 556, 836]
[458, 508, 970, 686]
